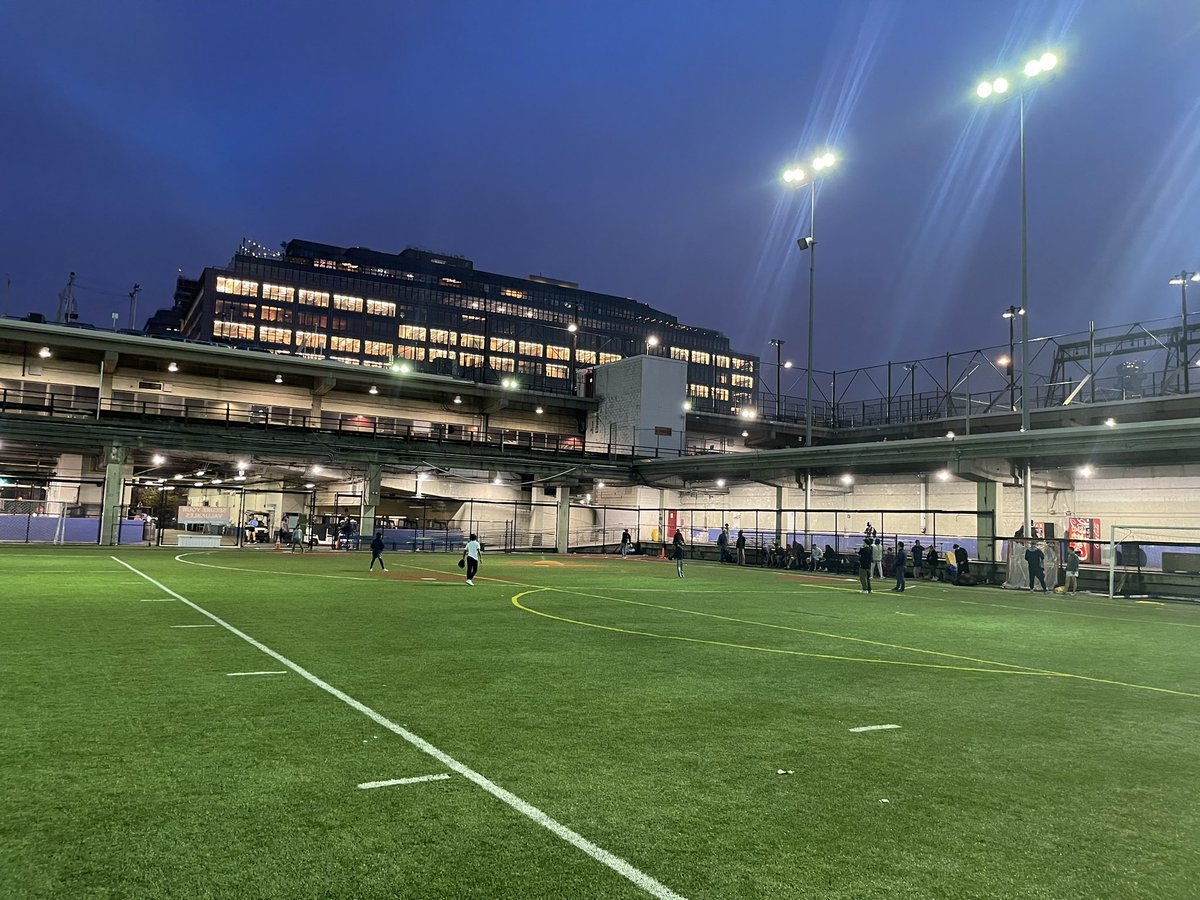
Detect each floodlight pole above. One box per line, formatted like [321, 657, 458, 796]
[805, 179, 817, 448]
[1019, 91, 1031, 435]
[1178, 271, 1191, 394]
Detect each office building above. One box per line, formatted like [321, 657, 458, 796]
[177, 238, 758, 413]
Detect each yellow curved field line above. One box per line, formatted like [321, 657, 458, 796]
[512, 589, 1200, 699]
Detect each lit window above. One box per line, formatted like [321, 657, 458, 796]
[691, 350, 711, 365]
[545, 345, 569, 361]
[299, 290, 330, 307]
[366, 299, 396, 317]
[518, 341, 543, 357]
[500, 288, 525, 299]
[430, 329, 457, 345]
[259, 306, 289, 323]
[262, 284, 294, 303]
[459, 333, 484, 349]
[546, 364, 569, 379]
[458, 352, 483, 368]
[334, 294, 363, 312]
[395, 345, 426, 360]
[599, 352, 622, 365]
[714, 388, 730, 401]
[259, 326, 292, 345]
[671, 347, 689, 361]
[429, 348, 457, 362]
[212, 321, 255, 341]
[217, 276, 259, 297]
[296, 331, 328, 350]
[518, 360, 541, 375]
[576, 350, 597, 365]
[364, 340, 393, 357]
[398, 325, 427, 341]
[329, 356, 361, 366]
[330, 336, 361, 353]
[716, 355, 731, 368]
[490, 337, 516, 353]
[732, 357, 755, 372]
[441, 277, 462, 286]
[490, 356, 515, 372]
[732, 374, 754, 388]
[688, 384, 711, 398]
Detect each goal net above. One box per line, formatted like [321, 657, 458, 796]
[1002, 537, 1061, 591]
[1108, 525, 1200, 601]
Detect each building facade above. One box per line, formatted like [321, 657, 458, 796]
[177, 238, 758, 414]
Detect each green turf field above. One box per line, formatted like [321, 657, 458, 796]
[2, 547, 1198, 899]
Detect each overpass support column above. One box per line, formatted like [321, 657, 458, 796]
[100, 444, 132, 546]
[775, 485, 784, 543]
[556, 487, 570, 554]
[976, 480, 1002, 565]
[359, 463, 382, 539]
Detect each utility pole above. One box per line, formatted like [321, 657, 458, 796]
[127, 283, 142, 333]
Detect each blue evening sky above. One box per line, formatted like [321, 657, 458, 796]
[1, 0, 1197, 376]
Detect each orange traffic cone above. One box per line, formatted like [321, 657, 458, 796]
[659, 544, 667, 560]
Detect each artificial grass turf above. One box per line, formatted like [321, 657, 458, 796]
[2, 547, 1198, 899]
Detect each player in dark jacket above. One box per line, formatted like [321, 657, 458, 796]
[369, 531, 386, 571]
[858, 539, 874, 593]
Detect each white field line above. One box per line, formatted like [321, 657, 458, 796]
[849, 724, 901, 733]
[112, 556, 686, 900]
[140, 598, 177, 602]
[171, 624, 216, 628]
[358, 774, 451, 789]
[174, 552, 377, 581]
[227, 671, 288, 676]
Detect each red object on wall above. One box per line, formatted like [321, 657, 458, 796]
[1068, 517, 1101, 563]
[666, 510, 679, 534]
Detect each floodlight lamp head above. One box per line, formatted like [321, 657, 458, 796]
[796, 236, 814, 252]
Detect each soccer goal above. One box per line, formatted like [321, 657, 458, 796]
[1108, 525, 1200, 601]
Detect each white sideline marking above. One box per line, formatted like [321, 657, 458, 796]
[358, 774, 451, 789]
[171, 624, 216, 628]
[849, 724, 901, 733]
[140, 598, 177, 602]
[227, 671, 288, 676]
[111, 556, 686, 900]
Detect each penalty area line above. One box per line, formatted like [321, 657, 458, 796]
[110, 556, 686, 900]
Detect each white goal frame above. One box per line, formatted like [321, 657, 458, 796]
[1108, 524, 1200, 598]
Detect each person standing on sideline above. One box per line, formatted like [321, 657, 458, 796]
[954, 544, 970, 576]
[673, 529, 686, 578]
[369, 531, 387, 571]
[1025, 542, 1047, 592]
[717, 524, 732, 563]
[892, 541, 908, 592]
[912, 539, 924, 579]
[462, 533, 482, 585]
[290, 522, 306, 553]
[858, 538, 874, 593]
[1065, 546, 1081, 594]
[871, 537, 884, 579]
[864, 522, 877, 542]
[926, 543, 940, 580]
[735, 529, 747, 566]
[619, 528, 632, 558]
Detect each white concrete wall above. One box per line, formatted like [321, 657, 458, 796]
[587, 355, 687, 455]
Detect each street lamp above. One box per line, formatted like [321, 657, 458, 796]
[1169, 270, 1199, 392]
[977, 51, 1059, 435]
[1001, 305, 1023, 410]
[783, 151, 837, 447]
[767, 338, 791, 418]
